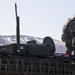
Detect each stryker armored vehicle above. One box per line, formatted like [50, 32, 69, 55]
[0, 3, 75, 75]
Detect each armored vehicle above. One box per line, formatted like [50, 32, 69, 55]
[0, 3, 75, 75]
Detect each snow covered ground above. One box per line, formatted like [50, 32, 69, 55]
[0, 35, 66, 53]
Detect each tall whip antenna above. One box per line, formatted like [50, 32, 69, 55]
[15, 3, 20, 53]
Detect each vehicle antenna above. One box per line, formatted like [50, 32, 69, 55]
[15, 3, 20, 53]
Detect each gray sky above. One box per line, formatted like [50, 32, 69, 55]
[0, 0, 75, 40]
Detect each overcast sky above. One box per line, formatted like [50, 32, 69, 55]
[0, 0, 75, 40]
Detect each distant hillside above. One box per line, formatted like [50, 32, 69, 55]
[0, 35, 66, 53]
